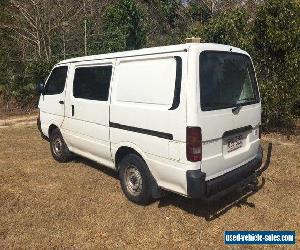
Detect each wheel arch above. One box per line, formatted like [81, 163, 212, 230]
[114, 143, 162, 201]
[48, 124, 59, 138]
[115, 146, 145, 171]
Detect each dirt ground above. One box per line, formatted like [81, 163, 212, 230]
[0, 107, 37, 120]
[0, 123, 299, 249]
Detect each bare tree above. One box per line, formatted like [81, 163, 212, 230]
[5, 0, 113, 61]
[2, 0, 91, 61]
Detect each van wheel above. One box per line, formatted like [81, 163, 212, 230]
[119, 154, 155, 205]
[50, 129, 72, 163]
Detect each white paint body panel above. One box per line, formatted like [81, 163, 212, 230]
[60, 60, 114, 167]
[38, 43, 261, 197]
[187, 45, 261, 181]
[38, 66, 69, 137]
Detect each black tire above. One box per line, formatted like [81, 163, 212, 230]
[49, 128, 73, 163]
[119, 154, 156, 205]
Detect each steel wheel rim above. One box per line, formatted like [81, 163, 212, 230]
[52, 137, 63, 157]
[124, 165, 143, 196]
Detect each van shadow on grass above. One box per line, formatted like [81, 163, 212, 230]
[73, 143, 272, 222]
[157, 143, 272, 221]
[74, 153, 266, 221]
[73, 157, 119, 180]
[157, 177, 265, 221]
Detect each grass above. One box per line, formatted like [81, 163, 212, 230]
[0, 125, 299, 249]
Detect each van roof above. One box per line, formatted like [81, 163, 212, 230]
[57, 43, 245, 65]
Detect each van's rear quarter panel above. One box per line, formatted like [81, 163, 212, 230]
[109, 53, 189, 194]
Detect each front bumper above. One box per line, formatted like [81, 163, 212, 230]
[37, 117, 42, 133]
[186, 145, 271, 202]
[37, 118, 48, 141]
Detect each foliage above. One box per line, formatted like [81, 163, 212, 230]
[185, 0, 212, 23]
[202, 10, 251, 50]
[159, 0, 183, 28]
[188, 1, 300, 131]
[0, 60, 53, 110]
[100, 0, 146, 52]
[0, 0, 299, 131]
[252, 0, 300, 130]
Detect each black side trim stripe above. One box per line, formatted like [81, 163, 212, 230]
[169, 56, 182, 110]
[110, 122, 173, 140]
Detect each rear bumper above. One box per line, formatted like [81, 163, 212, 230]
[186, 146, 268, 201]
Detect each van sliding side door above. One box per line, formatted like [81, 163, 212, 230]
[62, 60, 115, 168]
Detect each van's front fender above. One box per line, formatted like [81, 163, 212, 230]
[39, 112, 63, 138]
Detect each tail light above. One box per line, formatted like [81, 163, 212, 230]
[186, 127, 202, 162]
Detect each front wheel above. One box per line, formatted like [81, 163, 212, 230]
[50, 129, 73, 163]
[119, 154, 156, 205]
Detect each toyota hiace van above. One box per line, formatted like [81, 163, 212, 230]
[37, 40, 266, 204]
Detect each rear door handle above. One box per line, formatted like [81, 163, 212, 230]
[59, 100, 64, 104]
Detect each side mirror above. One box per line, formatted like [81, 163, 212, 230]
[36, 82, 45, 95]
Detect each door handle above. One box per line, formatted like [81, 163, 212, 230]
[71, 105, 74, 116]
[59, 100, 64, 104]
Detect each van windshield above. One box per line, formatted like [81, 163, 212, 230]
[199, 51, 260, 111]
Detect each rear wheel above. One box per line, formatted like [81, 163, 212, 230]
[50, 129, 73, 163]
[119, 154, 156, 205]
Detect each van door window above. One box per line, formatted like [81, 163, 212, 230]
[199, 51, 260, 111]
[73, 66, 112, 101]
[44, 66, 68, 95]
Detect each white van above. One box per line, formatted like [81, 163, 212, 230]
[37, 41, 266, 205]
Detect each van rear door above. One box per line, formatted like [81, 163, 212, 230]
[198, 51, 261, 181]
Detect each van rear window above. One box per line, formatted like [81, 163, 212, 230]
[199, 51, 260, 111]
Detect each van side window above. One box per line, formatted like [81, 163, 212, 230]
[73, 66, 112, 101]
[44, 66, 68, 95]
[115, 57, 177, 107]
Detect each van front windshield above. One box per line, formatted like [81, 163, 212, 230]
[199, 51, 260, 111]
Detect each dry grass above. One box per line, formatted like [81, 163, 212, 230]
[0, 125, 299, 249]
[0, 115, 37, 127]
[0, 108, 37, 120]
